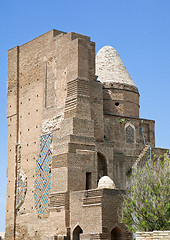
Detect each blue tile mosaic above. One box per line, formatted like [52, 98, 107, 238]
[34, 133, 52, 216]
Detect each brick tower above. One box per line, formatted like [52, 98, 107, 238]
[5, 30, 168, 240]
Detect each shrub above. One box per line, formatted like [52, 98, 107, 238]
[121, 153, 170, 232]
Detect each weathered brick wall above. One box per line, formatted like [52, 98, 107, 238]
[103, 82, 139, 118]
[6, 30, 69, 240]
[6, 29, 169, 240]
[103, 114, 155, 189]
[70, 189, 130, 240]
[5, 29, 97, 240]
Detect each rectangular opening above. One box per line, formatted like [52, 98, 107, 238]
[86, 172, 92, 190]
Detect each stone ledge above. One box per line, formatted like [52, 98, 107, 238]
[136, 231, 170, 240]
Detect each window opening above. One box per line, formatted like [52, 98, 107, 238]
[125, 124, 135, 143]
[97, 153, 107, 182]
[86, 172, 92, 190]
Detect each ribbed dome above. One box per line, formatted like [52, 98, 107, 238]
[98, 176, 116, 189]
[96, 46, 136, 87]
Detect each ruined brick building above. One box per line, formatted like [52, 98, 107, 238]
[5, 30, 168, 240]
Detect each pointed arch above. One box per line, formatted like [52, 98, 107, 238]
[97, 152, 107, 182]
[111, 226, 123, 240]
[73, 225, 83, 240]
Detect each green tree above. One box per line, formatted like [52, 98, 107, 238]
[121, 153, 170, 232]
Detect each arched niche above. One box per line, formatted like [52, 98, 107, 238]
[125, 123, 136, 143]
[73, 225, 83, 240]
[97, 152, 107, 182]
[111, 226, 123, 240]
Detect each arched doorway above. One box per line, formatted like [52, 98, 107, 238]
[111, 226, 122, 240]
[97, 152, 107, 182]
[73, 225, 83, 240]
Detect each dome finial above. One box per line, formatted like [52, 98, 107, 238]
[98, 176, 116, 189]
[96, 46, 137, 87]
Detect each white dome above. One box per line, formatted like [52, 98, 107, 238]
[96, 46, 136, 87]
[98, 176, 116, 189]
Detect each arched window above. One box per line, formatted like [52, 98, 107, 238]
[111, 226, 122, 240]
[125, 124, 135, 143]
[97, 152, 107, 182]
[73, 225, 83, 240]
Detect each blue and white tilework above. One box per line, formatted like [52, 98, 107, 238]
[34, 133, 52, 217]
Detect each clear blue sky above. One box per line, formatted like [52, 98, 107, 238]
[0, 0, 170, 232]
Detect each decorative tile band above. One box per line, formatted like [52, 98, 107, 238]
[34, 133, 52, 217]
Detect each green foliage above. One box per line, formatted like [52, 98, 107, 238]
[119, 118, 125, 123]
[121, 154, 170, 232]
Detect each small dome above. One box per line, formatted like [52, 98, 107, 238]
[98, 176, 116, 189]
[96, 46, 136, 87]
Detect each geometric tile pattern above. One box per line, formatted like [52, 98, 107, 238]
[16, 171, 27, 210]
[34, 133, 52, 217]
